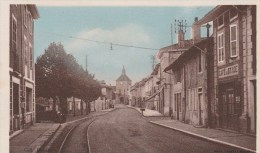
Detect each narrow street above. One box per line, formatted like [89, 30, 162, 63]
[87, 105, 245, 153]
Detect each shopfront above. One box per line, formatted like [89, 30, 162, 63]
[217, 64, 242, 131]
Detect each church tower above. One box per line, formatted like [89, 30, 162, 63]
[116, 66, 131, 104]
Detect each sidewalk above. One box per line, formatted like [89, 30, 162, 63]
[10, 123, 60, 153]
[10, 109, 115, 153]
[127, 105, 163, 117]
[150, 119, 256, 152]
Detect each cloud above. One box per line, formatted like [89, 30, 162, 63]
[62, 24, 156, 85]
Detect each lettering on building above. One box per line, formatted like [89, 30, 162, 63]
[218, 64, 238, 78]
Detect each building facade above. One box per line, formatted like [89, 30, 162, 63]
[91, 81, 115, 111]
[9, 5, 39, 134]
[164, 38, 214, 126]
[67, 97, 87, 116]
[198, 5, 256, 133]
[157, 27, 194, 115]
[116, 66, 132, 104]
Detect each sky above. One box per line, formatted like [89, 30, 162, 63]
[34, 6, 215, 85]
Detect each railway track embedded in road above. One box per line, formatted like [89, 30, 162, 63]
[57, 118, 97, 153]
[40, 112, 111, 153]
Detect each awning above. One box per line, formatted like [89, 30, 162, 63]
[144, 86, 164, 102]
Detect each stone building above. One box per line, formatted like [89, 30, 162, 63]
[116, 66, 131, 104]
[197, 5, 256, 133]
[9, 5, 39, 134]
[157, 24, 194, 115]
[164, 38, 214, 126]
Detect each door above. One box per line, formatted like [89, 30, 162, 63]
[198, 93, 202, 125]
[13, 83, 20, 131]
[219, 89, 240, 131]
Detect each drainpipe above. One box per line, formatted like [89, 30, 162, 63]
[168, 52, 173, 117]
[183, 64, 187, 123]
[21, 6, 25, 129]
[206, 23, 211, 128]
[73, 97, 75, 116]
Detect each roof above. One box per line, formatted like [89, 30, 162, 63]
[116, 74, 131, 82]
[157, 39, 195, 59]
[27, 5, 40, 19]
[197, 5, 232, 25]
[151, 63, 160, 75]
[164, 38, 213, 72]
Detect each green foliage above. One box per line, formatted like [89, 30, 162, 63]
[35, 42, 101, 112]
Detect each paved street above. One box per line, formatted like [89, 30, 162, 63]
[88, 105, 247, 153]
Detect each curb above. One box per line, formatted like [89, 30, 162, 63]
[149, 121, 256, 153]
[9, 129, 24, 140]
[32, 124, 61, 153]
[127, 106, 164, 117]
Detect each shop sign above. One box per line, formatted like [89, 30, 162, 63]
[218, 64, 238, 78]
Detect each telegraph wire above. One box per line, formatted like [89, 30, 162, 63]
[38, 30, 159, 51]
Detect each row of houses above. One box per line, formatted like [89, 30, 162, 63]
[9, 4, 39, 134]
[90, 80, 116, 111]
[130, 5, 256, 134]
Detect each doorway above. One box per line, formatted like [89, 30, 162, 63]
[219, 88, 240, 131]
[13, 83, 20, 131]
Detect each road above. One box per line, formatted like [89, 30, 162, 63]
[61, 105, 247, 153]
[89, 105, 246, 153]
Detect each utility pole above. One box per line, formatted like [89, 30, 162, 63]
[171, 23, 173, 45]
[85, 54, 88, 72]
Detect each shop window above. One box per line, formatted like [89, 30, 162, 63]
[26, 87, 32, 112]
[230, 25, 238, 58]
[217, 15, 224, 28]
[13, 83, 19, 115]
[217, 33, 225, 63]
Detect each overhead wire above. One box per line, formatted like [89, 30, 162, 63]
[38, 30, 159, 51]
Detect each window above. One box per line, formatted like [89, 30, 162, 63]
[28, 13, 33, 34]
[230, 25, 238, 57]
[12, 15, 17, 52]
[24, 36, 28, 65]
[26, 87, 32, 112]
[29, 44, 33, 69]
[174, 93, 181, 112]
[78, 102, 81, 110]
[230, 8, 238, 21]
[217, 33, 225, 63]
[176, 68, 181, 83]
[217, 15, 224, 28]
[198, 51, 202, 72]
[69, 102, 72, 110]
[23, 6, 27, 27]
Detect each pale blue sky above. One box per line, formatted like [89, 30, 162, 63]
[34, 6, 215, 85]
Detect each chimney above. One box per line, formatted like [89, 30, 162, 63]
[177, 30, 185, 48]
[192, 17, 201, 44]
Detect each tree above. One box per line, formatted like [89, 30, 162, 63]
[35, 42, 101, 114]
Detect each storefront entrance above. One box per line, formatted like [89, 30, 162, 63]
[219, 82, 242, 131]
